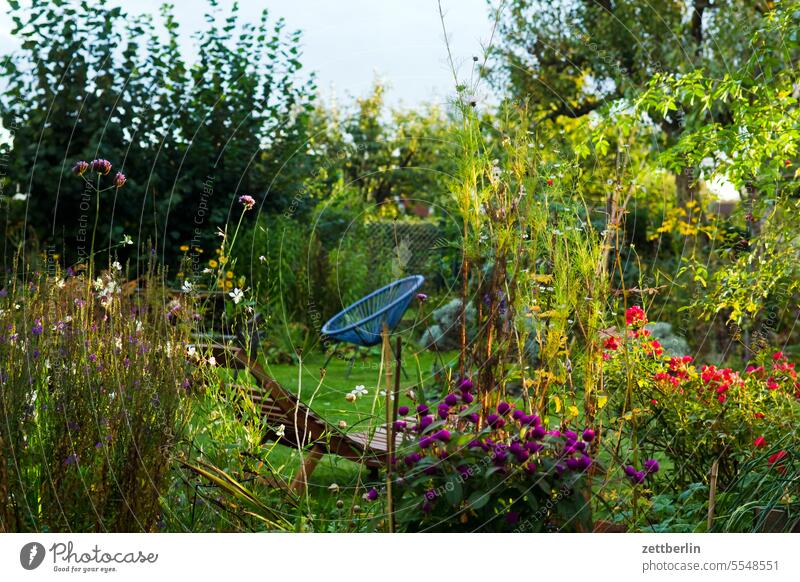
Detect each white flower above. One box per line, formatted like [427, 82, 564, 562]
[345, 392, 356, 403]
[352, 385, 368, 398]
[187, 345, 197, 359]
[121, 234, 134, 246]
[55, 278, 66, 289]
[207, 356, 217, 367]
[181, 280, 193, 293]
[258, 255, 266, 263]
[328, 483, 340, 493]
[111, 261, 122, 271]
[202, 268, 213, 274]
[275, 424, 286, 438]
[93, 277, 104, 291]
[229, 287, 244, 304]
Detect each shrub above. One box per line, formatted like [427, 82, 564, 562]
[604, 306, 800, 491]
[392, 380, 594, 532]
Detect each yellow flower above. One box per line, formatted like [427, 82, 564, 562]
[179, 245, 189, 252]
[226, 271, 234, 280]
[215, 248, 221, 255]
[219, 256, 227, 264]
[208, 259, 218, 268]
[194, 247, 203, 253]
[225, 280, 233, 290]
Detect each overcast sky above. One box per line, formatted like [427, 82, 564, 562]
[0, 0, 497, 108]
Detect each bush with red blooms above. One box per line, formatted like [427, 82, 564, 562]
[603, 306, 799, 490]
[391, 378, 594, 532]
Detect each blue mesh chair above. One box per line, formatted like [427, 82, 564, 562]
[322, 275, 425, 347]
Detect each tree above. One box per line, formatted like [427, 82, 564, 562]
[491, 0, 771, 200]
[0, 0, 314, 267]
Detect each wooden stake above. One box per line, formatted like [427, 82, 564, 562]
[707, 458, 719, 531]
[381, 323, 395, 533]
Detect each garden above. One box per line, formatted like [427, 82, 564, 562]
[0, 0, 799, 534]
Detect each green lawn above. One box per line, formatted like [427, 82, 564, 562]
[212, 347, 457, 498]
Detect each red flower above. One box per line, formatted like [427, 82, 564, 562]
[546, 178, 553, 186]
[754, 412, 765, 419]
[625, 305, 646, 327]
[754, 436, 767, 448]
[772, 351, 784, 360]
[649, 340, 664, 356]
[603, 336, 619, 351]
[766, 378, 779, 390]
[768, 450, 788, 473]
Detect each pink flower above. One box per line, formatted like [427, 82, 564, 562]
[91, 159, 112, 175]
[114, 172, 126, 188]
[239, 195, 256, 210]
[754, 436, 767, 448]
[72, 160, 89, 176]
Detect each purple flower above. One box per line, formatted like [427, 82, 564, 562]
[65, 453, 79, 466]
[506, 511, 520, 525]
[564, 430, 578, 441]
[577, 455, 592, 470]
[416, 293, 428, 302]
[529, 426, 546, 440]
[0, 288, 6, 297]
[366, 487, 378, 501]
[582, 428, 595, 442]
[525, 462, 537, 475]
[465, 412, 479, 423]
[398, 405, 410, 416]
[643, 459, 660, 475]
[91, 159, 112, 175]
[416, 404, 429, 415]
[525, 441, 543, 453]
[512, 409, 525, 421]
[114, 171, 126, 188]
[435, 429, 451, 442]
[522, 414, 540, 426]
[633, 471, 646, 484]
[72, 160, 89, 176]
[31, 319, 43, 335]
[421, 501, 433, 513]
[623, 465, 637, 477]
[239, 195, 256, 210]
[444, 393, 458, 406]
[393, 420, 407, 431]
[437, 403, 450, 419]
[574, 441, 586, 451]
[419, 415, 434, 430]
[487, 413, 505, 428]
[404, 452, 421, 465]
[497, 401, 511, 415]
[458, 378, 474, 392]
[419, 436, 433, 449]
[566, 457, 580, 470]
[461, 392, 474, 404]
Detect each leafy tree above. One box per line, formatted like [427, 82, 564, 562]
[491, 0, 771, 200]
